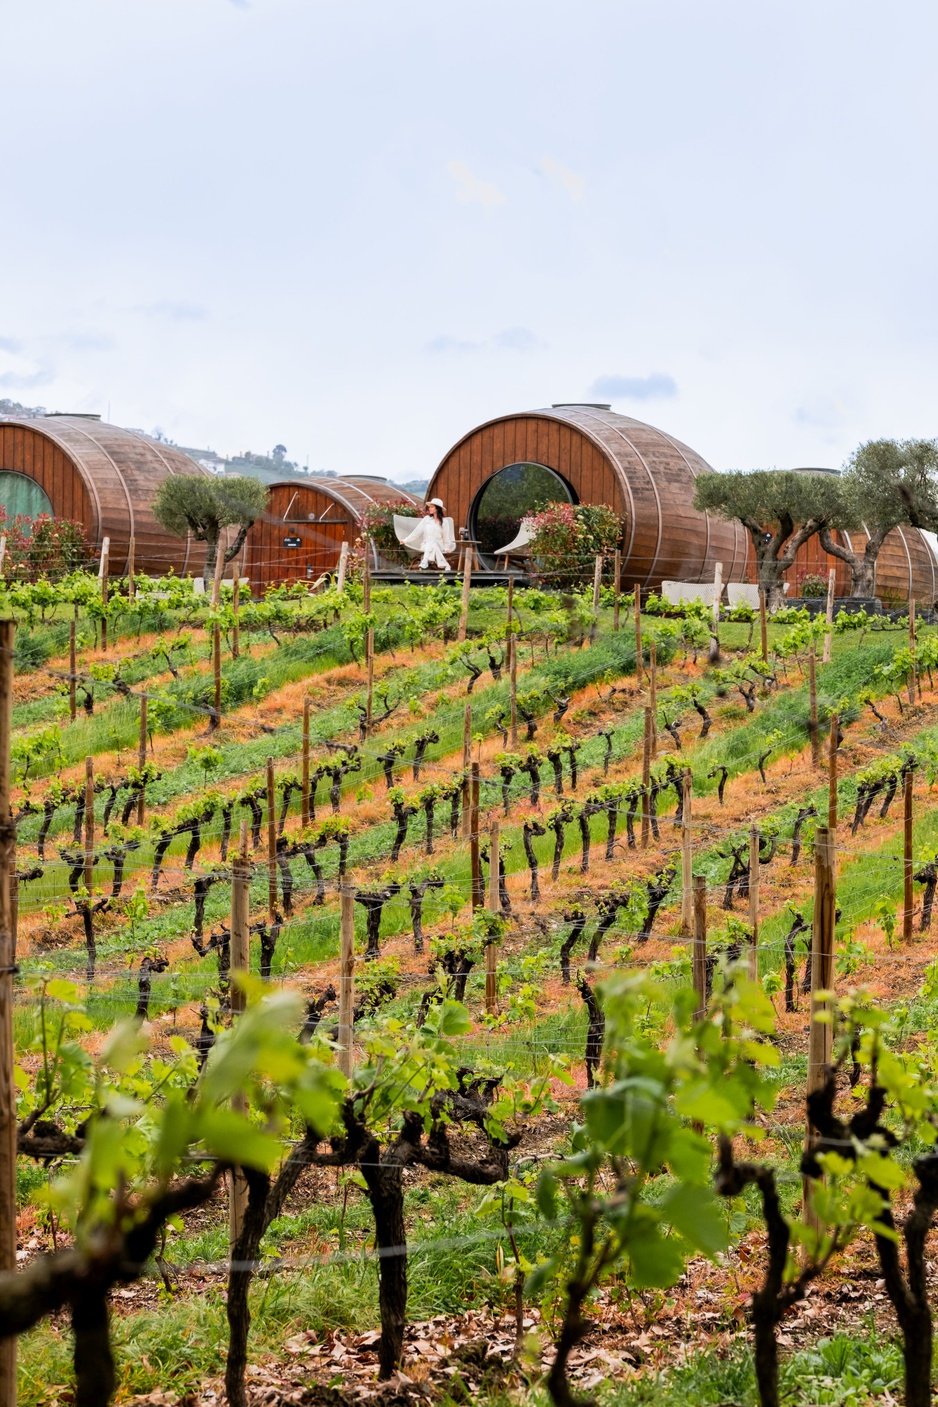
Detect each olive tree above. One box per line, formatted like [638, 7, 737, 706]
[818, 439, 938, 598]
[693, 469, 845, 610]
[152, 473, 269, 577]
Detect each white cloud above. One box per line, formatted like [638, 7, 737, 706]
[539, 156, 584, 201]
[590, 373, 678, 401]
[447, 161, 505, 207]
[426, 327, 544, 355]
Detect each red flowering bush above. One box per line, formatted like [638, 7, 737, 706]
[527, 502, 624, 589]
[0, 510, 91, 581]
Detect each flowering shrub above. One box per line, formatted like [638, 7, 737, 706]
[795, 571, 829, 598]
[0, 510, 91, 580]
[527, 502, 624, 588]
[359, 501, 421, 566]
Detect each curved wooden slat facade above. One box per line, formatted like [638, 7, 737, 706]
[426, 405, 750, 588]
[0, 415, 206, 575]
[244, 477, 423, 589]
[776, 525, 938, 605]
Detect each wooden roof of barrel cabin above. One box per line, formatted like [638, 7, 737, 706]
[425, 403, 750, 586]
[0, 414, 208, 575]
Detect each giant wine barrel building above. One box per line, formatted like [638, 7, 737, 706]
[243, 476, 423, 589]
[425, 403, 750, 587]
[0, 414, 207, 575]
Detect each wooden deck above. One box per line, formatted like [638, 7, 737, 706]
[371, 568, 529, 587]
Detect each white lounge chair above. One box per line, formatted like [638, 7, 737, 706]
[493, 517, 534, 561]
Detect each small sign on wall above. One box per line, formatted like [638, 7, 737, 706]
[283, 536, 302, 549]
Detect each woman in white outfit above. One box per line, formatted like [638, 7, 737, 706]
[403, 499, 450, 570]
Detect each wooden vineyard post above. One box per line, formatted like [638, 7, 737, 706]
[461, 702, 472, 837]
[613, 549, 621, 632]
[212, 623, 222, 732]
[808, 645, 819, 767]
[758, 587, 768, 664]
[69, 619, 77, 722]
[0, 619, 15, 1403]
[804, 824, 836, 1227]
[0, 537, 7, 577]
[590, 554, 602, 643]
[362, 548, 371, 615]
[692, 873, 707, 1021]
[127, 535, 135, 599]
[211, 543, 225, 609]
[748, 823, 760, 980]
[822, 567, 836, 664]
[457, 552, 473, 642]
[301, 698, 311, 829]
[649, 640, 658, 758]
[640, 706, 652, 849]
[509, 636, 518, 747]
[232, 573, 240, 659]
[337, 885, 355, 1078]
[266, 757, 277, 921]
[904, 765, 915, 943]
[681, 769, 693, 935]
[84, 755, 95, 893]
[365, 627, 375, 733]
[230, 821, 250, 1000]
[909, 599, 917, 705]
[486, 819, 499, 1014]
[633, 582, 643, 682]
[505, 573, 514, 656]
[469, 762, 482, 911]
[99, 536, 110, 652]
[137, 694, 148, 825]
[228, 821, 251, 1250]
[828, 712, 839, 830]
[336, 540, 349, 594]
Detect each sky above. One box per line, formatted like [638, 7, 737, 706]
[2, 0, 937, 484]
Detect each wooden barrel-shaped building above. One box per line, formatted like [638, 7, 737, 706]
[0, 414, 207, 575]
[244, 476, 423, 589]
[774, 470, 938, 605]
[425, 404, 749, 587]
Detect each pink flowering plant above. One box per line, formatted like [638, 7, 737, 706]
[527, 502, 624, 588]
[0, 510, 91, 580]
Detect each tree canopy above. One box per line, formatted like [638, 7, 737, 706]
[693, 469, 845, 609]
[819, 439, 938, 597]
[152, 474, 269, 577]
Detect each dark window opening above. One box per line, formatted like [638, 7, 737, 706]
[470, 462, 576, 566]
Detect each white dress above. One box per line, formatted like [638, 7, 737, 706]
[403, 516, 450, 569]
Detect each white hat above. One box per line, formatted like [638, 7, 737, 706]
[429, 497, 444, 508]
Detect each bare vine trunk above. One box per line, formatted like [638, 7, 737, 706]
[360, 1147, 409, 1378]
[71, 1292, 115, 1407]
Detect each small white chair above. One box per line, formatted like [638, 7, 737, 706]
[493, 517, 534, 563]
